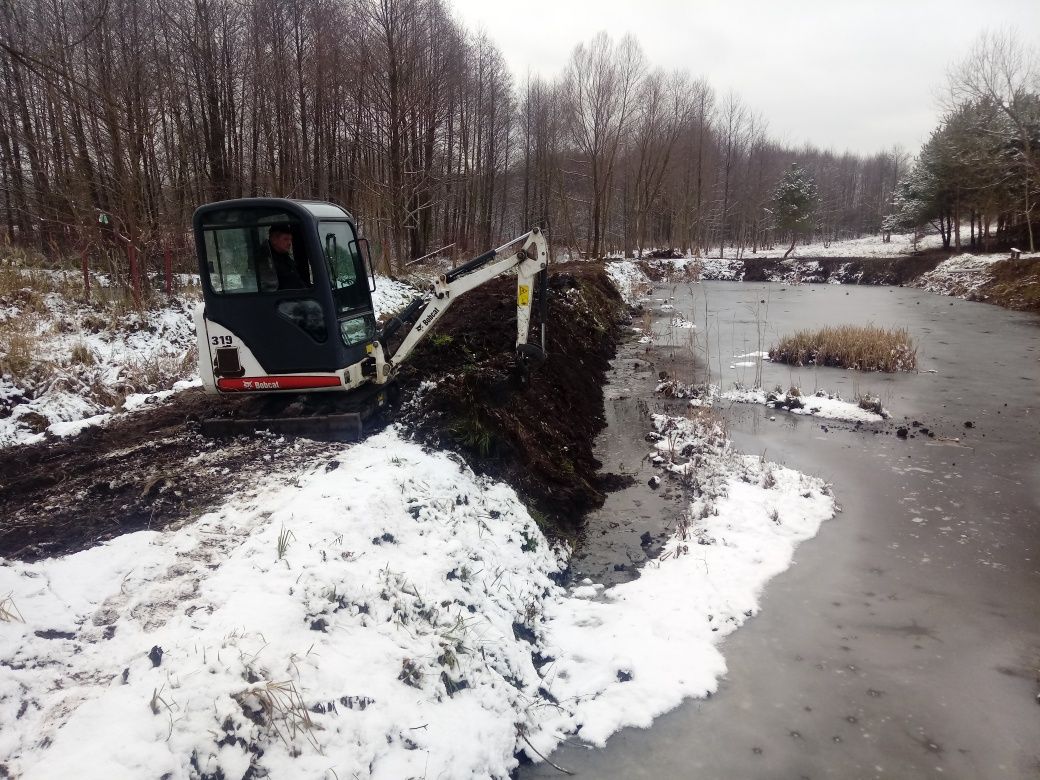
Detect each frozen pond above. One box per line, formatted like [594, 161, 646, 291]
[523, 282, 1040, 779]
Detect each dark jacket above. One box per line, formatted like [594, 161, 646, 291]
[257, 241, 310, 291]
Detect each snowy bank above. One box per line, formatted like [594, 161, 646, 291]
[0, 430, 564, 779]
[535, 410, 835, 749]
[605, 260, 653, 304]
[911, 251, 1038, 299]
[0, 293, 200, 447]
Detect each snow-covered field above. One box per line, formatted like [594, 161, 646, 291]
[1, 262, 839, 778]
[0, 415, 833, 778]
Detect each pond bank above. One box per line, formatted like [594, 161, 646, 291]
[641, 248, 1040, 314]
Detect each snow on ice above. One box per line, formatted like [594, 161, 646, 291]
[723, 386, 888, 422]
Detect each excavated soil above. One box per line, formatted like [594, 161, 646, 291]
[0, 264, 626, 561]
[398, 263, 627, 534]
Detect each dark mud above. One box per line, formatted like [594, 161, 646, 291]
[0, 390, 334, 561]
[398, 263, 627, 533]
[0, 265, 627, 561]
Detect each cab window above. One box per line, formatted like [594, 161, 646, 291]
[202, 216, 310, 294]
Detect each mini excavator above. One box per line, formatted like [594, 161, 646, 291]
[192, 198, 548, 437]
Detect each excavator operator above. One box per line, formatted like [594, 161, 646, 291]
[258, 223, 312, 291]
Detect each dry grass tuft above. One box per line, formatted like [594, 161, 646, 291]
[0, 331, 44, 384]
[770, 325, 917, 372]
[69, 340, 97, 367]
[233, 679, 318, 751]
[0, 593, 25, 622]
[122, 351, 188, 393]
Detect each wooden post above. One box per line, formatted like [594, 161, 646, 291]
[81, 246, 90, 302]
[128, 241, 142, 307]
[164, 243, 173, 295]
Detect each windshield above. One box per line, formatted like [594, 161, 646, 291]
[319, 220, 369, 312]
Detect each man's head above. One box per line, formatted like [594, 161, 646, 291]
[269, 224, 293, 254]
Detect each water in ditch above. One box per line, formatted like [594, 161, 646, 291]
[523, 281, 1040, 779]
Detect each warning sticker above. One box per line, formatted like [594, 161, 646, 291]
[518, 285, 530, 306]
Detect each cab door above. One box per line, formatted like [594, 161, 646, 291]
[197, 206, 339, 375]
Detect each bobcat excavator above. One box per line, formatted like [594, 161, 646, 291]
[192, 198, 548, 438]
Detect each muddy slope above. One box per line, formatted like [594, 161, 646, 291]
[0, 391, 334, 561]
[0, 265, 626, 561]
[398, 263, 627, 534]
[974, 257, 1040, 312]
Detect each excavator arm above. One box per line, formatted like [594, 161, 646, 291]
[374, 227, 549, 383]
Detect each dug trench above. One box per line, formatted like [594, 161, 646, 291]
[0, 263, 628, 562]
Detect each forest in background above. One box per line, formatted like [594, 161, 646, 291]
[0, 0, 1035, 282]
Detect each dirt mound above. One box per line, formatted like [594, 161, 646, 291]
[398, 263, 627, 534]
[975, 258, 1040, 313]
[0, 264, 626, 561]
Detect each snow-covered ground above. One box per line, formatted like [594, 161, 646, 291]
[2, 262, 839, 777]
[0, 289, 201, 447]
[0, 414, 833, 778]
[605, 232, 944, 288]
[733, 231, 945, 259]
[911, 251, 1038, 299]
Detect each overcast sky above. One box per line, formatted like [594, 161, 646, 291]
[449, 0, 1040, 157]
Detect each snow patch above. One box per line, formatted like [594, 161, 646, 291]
[605, 261, 653, 303]
[724, 387, 887, 422]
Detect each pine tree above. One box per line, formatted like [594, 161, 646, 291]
[771, 164, 819, 258]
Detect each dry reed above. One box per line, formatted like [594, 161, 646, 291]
[770, 324, 917, 372]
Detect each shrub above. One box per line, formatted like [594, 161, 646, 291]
[770, 325, 917, 372]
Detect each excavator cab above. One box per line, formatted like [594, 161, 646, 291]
[193, 198, 380, 394]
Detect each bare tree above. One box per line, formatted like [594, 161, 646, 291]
[562, 32, 645, 258]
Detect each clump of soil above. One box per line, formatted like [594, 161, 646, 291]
[398, 263, 627, 534]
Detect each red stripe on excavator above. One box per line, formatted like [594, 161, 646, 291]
[217, 376, 342, 392]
